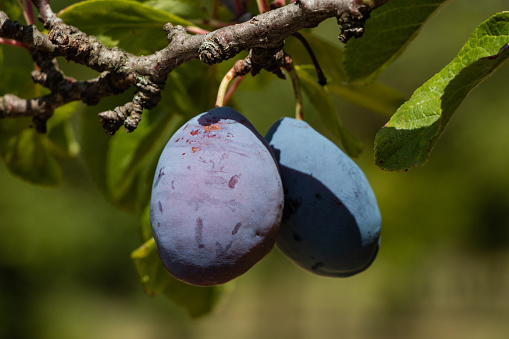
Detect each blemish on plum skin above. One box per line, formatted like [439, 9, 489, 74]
[232, 222, 242, 235]
[204, 124, 220, 131]
[215, 240, 233, 257]
[158, 201, 163, 214]
[195, 217, 205, 249]
[192, 147, 199, 153]
[171, 180, 175, 189]
[228, 174, 241, 189]
[153, 167, 165, 188]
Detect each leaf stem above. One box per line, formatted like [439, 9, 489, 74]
[292, 32, 327, 86]
[215, 59, 252, 107]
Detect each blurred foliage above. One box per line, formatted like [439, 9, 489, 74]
[343, 0, 449, 82]
[1, 0, 509, 338]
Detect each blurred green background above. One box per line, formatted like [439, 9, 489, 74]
[2, 0, 509, 338]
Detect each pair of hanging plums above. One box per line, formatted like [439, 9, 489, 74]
[149, 107, 381, 286]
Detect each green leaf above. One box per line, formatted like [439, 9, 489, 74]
[344, 0, 448, 83]
[327, 79, 406, 116]
[296, 65, 364, 157]
[0, 46, 3, 87]
[131, 237, 228, 318]
[163, 275, 228, 318]
[139, 0, 213, 20]
[140, 203, 153, 242]
[106, 108, 185, 211]
[0, 0, 23, 21]
[375, 12, 509, 171]
[58, 0, 194, 55]
[0, 119, 63, 186]
[0, 102, 81, 186]
[287, 32, 406, 116]
[131, 237, 172, 296]
[47, 102, 81, 159]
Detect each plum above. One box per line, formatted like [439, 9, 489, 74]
[265, 117, 381, 277]
[150, 107, 283, 286]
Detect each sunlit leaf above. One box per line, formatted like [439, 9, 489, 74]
[131, 237, 228, 317]
[375, 12, 509, 171]
[139, 0, 213, 20]
[131, 237, 172, 296]
[344, 0, 448, 83]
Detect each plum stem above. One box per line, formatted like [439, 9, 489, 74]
[216, 67, 236, 107]
[224, 76, 246, 105]
[216, 59, 251, 107]
[283, 53, 303, 121]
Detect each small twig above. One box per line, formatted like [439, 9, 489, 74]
[0, 0, 391, 134]
[186, 26, 210, 35]
[200, 19, 232, 28]
[0, 37, 26, 48]
[24, 0, 35, 25]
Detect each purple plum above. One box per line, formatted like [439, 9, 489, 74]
[150, 107, 283, 286]
[265, 117, 382, 277]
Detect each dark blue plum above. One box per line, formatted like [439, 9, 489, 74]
[150, 107, 283, 286]
[265, 117, 381, 277]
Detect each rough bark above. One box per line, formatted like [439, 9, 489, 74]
[0, 0, 392, 134]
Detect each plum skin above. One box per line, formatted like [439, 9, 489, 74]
[150, 107, 283, 286]
[265, 117, 382, 277]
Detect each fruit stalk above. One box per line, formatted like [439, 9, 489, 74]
[283, 54, 304, 121]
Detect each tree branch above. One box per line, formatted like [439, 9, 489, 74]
[0, 0, 392, 135]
